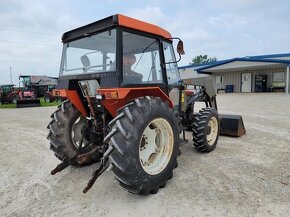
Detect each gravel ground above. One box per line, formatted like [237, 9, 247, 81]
[0, 93, 290, 217]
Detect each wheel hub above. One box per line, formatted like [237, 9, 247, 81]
[207, 126, 212, 135]
[207, 117, 218, 146]
[71, 116, 90, 150]
[139, 118, 174, 175]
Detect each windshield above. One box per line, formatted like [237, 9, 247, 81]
[60, 29, 117, 76]
[1, 85, 13, 93]
[19, 77, 31, 88]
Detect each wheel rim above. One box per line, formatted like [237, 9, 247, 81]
[71, 116, 90, 150]
[45, 96, 50, 103]
[139, 118, 174, 175]
[207, 116, 218, 146]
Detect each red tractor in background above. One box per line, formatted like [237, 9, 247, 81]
[17, 75, 67, 104]
[47, 14, 245, 195]
[18, 75, 58, 97]
[18, 88, 37, 100]
[17, 75, 58, 107]
[0, 84, 19, 104]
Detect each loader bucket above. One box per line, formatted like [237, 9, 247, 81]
[16, 99, 41, 108]
[219, 114, 246, 137]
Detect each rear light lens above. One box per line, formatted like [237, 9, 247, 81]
[103, 91, 118, 99]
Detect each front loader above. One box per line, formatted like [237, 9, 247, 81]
[47, 14, 245, 195]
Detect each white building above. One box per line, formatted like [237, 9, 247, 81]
[179, 53, 290, 94]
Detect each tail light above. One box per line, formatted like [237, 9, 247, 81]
[103, 91, 118, 99]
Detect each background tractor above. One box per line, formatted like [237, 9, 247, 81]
[47, 14, 245, 195]
[16, 75, 58, 107]
[0, 84, 19, 104]
[18, 75, 58, 97]
[44, 88, 67, 103]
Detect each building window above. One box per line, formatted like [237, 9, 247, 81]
[273, 72, 285, 82]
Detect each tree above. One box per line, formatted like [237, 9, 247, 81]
[191, 55, 217, 65]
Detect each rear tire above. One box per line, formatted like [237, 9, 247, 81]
[47, 101, 100, 166]
[192, 107, 220, 153]
[105, 96, 179, 195]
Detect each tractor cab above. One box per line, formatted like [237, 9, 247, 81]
[58, 14, 183, 117]
[0, 84, 16, 104]
[0, 84, 14, 95]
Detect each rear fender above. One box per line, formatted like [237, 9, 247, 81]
[45, 92, 54, 98]
[45, 91, 53, 96]
[7, 92, 15, 99]
[66, 90, 88, 117]
[98, 87, 173, 117]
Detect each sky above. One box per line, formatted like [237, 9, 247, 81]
[0, 0, 290, 84]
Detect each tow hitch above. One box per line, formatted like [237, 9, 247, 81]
[51, 144, 115, 193]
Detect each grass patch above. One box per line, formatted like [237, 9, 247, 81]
[0, 103, 16, 108]
[39, 97, 62, 107]
[0, 97, 62, 108]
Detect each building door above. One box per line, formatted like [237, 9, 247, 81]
[241, 73, 252, 92]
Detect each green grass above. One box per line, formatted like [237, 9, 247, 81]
[0, 103, 16, 108]
[0, 97, 62, 109]
[39, 97, 62, 107]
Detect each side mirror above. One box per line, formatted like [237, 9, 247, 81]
[177, 40, 185, 55]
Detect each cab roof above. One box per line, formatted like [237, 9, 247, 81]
[62, 14, 172, 43]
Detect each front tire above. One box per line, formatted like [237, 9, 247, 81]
[192, 107, 220, 153]
[105, 97, 179, 195]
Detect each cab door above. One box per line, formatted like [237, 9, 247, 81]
[121, 30, 167, 93]
[163, 41, 182, 111]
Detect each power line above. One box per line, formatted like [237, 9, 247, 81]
[0, 40, 58, 46]
[0, 27, 59, 36]
[0, 56, 60, 60]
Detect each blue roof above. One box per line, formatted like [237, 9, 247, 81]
[178, 52, 290, 73]
[178, 62, 213, 69]
[197, 58, 290, 72]
[248, 53, 290, 59]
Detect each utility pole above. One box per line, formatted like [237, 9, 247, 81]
[9, 67, 13, 84]
[286, 65, 289, 95]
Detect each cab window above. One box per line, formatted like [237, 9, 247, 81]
[122, 32, 162, 84]
[163, 41, 181, 85]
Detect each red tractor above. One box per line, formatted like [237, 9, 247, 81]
[48, 14, 245, 195]
[16, 76, 41, 108]
[0, 84, 19, 104]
